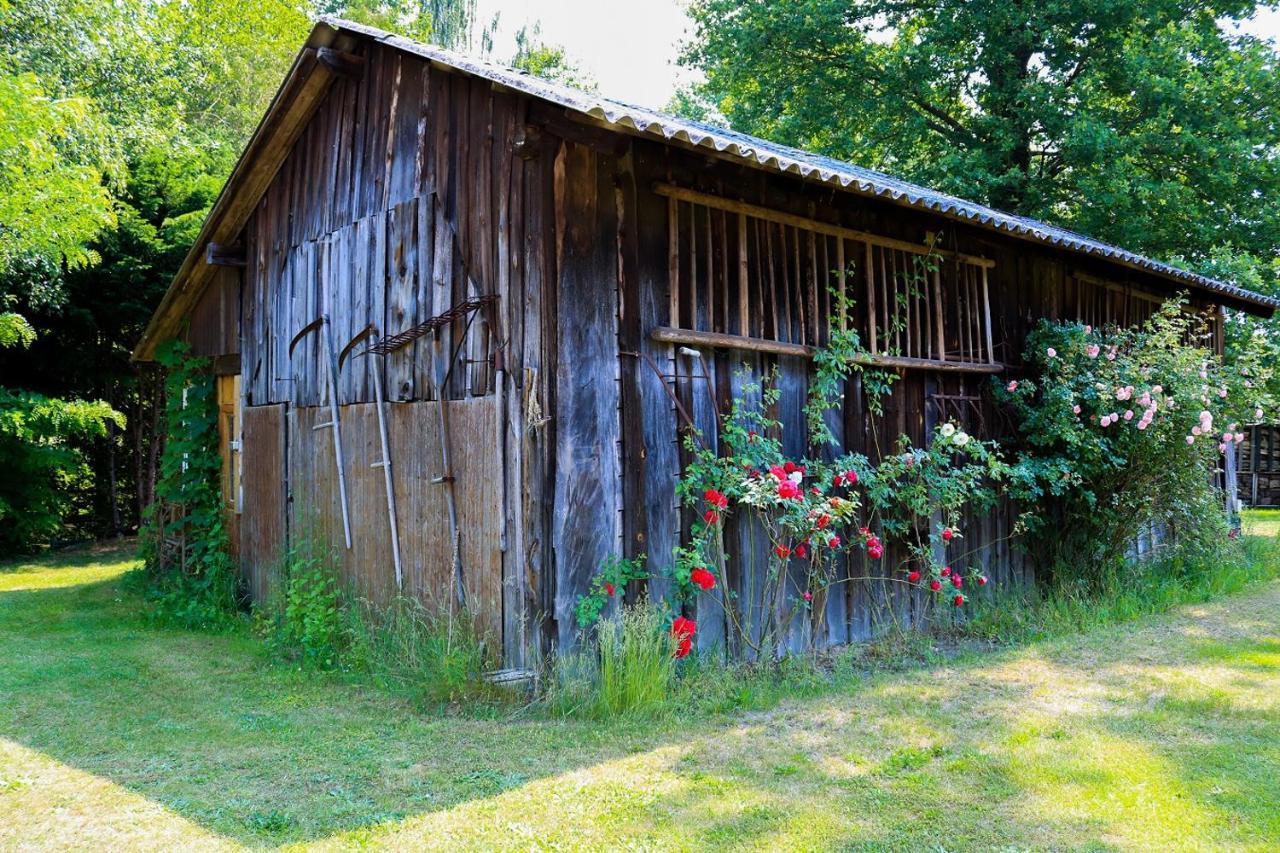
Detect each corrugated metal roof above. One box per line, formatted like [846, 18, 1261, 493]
[325, 17, 1279, 313]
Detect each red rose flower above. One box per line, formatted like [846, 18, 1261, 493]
[802, 591, 813, 602]
[832, 473, 844, 487]
[951, 575, 963, 589]
[794, 543, 808, 558]
[769, 464, 787, 479]
[866, 535, 881, 550]
[777, 481, 801, 500]
[953, 594, 965, 607]
[704, 509, 720, 525]
[867, 544, 883, 560]
[941, 528, 954, 542]
[703, 488, 729, 509]
[978, 575, 988, 586]
[690, 567, 716, 591]
[817, 514, 831, 529]
[859, 527, 871, 537]
[775, 544, 791, 559]
[783, 461, 798, 474]
[844, 470, 857, 485]
[907, 570, 921, 584]
[930, 580, 942, 592]
[940, 566, 952, 577]
[828, 535, 841, 549]
[671, 616, 697, 659]
[605, 582, 615, 597]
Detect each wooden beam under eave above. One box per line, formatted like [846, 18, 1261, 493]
[132, 42, 345, 361]
[318, 46, 364, 80]
[206, 242, 247, 267]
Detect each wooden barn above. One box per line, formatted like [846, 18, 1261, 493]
[1236, 425, 1280, 507]
[134, 18, 1279, 664]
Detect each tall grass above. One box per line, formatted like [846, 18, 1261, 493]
[962, 524, 1280, 644]
[544, 598, 676, 718]
[344, 596, 497, 707]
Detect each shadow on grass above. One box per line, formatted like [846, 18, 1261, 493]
[2, 549, 1277, 847]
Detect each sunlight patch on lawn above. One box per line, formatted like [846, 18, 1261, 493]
[0, 738, 235, 851]
[0, 541, 140, 593]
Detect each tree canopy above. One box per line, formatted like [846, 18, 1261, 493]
[681, 0, 1280, 286]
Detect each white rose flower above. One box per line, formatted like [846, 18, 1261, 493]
[954, 432, 970, 447]
[940, 423, 956, 438]
[788, 471, 803, 484]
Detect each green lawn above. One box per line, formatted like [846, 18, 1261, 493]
[2, 529, 1279, 851]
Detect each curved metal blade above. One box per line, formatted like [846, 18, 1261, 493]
[338, 324, 376, 371]
[288, 317, 325, 359]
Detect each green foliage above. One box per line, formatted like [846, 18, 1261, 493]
[574, 553, 649, 628]
[0, 70, 116, 274]
[0, 312, 33, 349]
[140, 341, 238, 628]
[0, 386, 123, 551]
[280, 551, 343, 670]
[997, 300, 1270, 581]
[681, 0, 1280, 282]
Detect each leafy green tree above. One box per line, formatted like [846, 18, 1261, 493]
[0, 321, 122, 551]
[681, 1, 1280, 276]
[0, 71, 116, 275]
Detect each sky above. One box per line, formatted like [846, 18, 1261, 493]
[474, 0, 1280, 110]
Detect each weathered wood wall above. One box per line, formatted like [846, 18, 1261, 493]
[237, 43, 555, 662]
[211, 39, 1230, 659]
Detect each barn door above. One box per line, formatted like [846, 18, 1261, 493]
[240, 403, 287, 602]
[216, 374, 242, 561]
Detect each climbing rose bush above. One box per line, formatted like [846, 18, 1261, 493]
[662, 376, 1007, 658]
[998, 300, 1273, 578]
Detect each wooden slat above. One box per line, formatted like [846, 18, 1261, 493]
[653, 183, 996, 268]
[651, 327, 1005, 372]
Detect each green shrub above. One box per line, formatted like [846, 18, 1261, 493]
[281, 554, 342, 670]
[998, 301, 1274, 584]
[0, 313, 123, 553]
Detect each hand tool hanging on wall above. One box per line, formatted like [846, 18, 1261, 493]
[339, 324, 404, 591]
[289, 315, 352, 549]
[360, 189, 501, 614]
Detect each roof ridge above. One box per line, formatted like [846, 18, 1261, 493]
[319, 16, 1277, 312]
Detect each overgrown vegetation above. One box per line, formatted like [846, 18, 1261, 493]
[999, 301, 1273, 581]
[0, 314, 122, 553]
[255, 529, 498, 707]
[138, 341, 239, 628]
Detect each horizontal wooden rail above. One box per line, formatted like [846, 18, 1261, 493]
[653, 183, 996, 270]
[651, 327, 1006, 374]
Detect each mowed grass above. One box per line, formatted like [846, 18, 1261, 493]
[1, 524, 1279, 851]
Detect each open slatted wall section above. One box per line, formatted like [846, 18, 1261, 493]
[660, 185, 996, 367]
[1238, 425, 1280, 507]
[1069, 273, 1224, 352]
